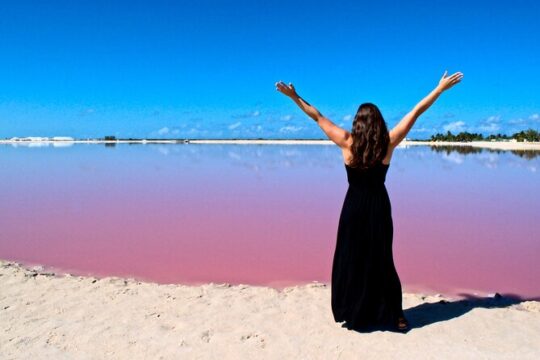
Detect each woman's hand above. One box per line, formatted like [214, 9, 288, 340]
[275, 81, 298, 98]
[274, 80, 350, 148]
[437, 70, 464, 92]
[389, 70, 463, 147]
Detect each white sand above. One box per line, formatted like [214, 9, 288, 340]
[1, 260, 539, 359]
[1, 139, 540, 150]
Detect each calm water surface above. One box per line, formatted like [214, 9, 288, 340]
[1, 143, 539, 299]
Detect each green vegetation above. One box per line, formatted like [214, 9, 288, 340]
[427, 128, 540, 142]
[430, 131, 484, 142]
[512, 129, 540, 142]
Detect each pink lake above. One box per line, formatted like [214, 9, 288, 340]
[0, 143, 539, 300]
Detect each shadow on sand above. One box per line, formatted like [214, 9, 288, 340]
[405, 292, 540, 333]
[342, 293, 537, 334]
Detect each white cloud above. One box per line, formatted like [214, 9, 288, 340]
[232, 110, 261, 119]
[529, 113, 539, 120]
[479, 123, 500, 132]
[343, 114, 353, 121]
[411, 127, 435, 133]
[281, 114, 293, 121]
[485, 115, 501, 123]
[279, 125, 302, 133]
[478, 115, 501, 132]
[228, 122, 242, 130]
[171, 129, 180, 135]
[442, 121, 466, 132]
[508, 118, 525, 125]
[157, 127, 169, 135]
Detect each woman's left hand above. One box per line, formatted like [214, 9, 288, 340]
[275, 81, 298, 98]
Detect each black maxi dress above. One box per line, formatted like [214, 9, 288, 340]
[331, 160, 405, 332]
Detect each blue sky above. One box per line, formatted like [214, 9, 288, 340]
[0, 0, 539, 139]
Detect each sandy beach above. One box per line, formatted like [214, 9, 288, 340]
[1, 139, 540, 151]
[1, 260, 539, 359]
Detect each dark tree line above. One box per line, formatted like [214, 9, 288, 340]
[428, 128, 540, 142]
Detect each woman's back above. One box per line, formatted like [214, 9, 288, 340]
[344, 161, 390, 189]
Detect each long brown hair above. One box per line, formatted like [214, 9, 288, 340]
[348, 103, 390, 169]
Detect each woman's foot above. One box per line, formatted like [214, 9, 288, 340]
[397, 316, 410, 332]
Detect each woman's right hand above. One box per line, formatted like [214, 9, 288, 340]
[437, 70, 464, 92]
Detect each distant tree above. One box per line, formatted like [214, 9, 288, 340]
[430, 131, 484, 142]
[513, 129, 540, 142]
[430, 128, 539, 142]
[104, 135, 116, 141]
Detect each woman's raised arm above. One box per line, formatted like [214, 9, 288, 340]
[275, 81, 350, 148]
[389, 70, 463, 147]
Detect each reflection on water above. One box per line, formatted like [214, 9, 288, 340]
[428, 144, 540, 160]
[142, 142, 540, 172]
[0, 143, 539, 299]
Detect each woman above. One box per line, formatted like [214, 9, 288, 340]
[275, 70, 463, 333]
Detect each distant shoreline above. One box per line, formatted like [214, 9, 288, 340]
[1, 139, 540, 150]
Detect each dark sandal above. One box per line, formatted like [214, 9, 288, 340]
[397, 316, 410, 332]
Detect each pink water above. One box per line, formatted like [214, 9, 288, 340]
[1, 143, 538, 299]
